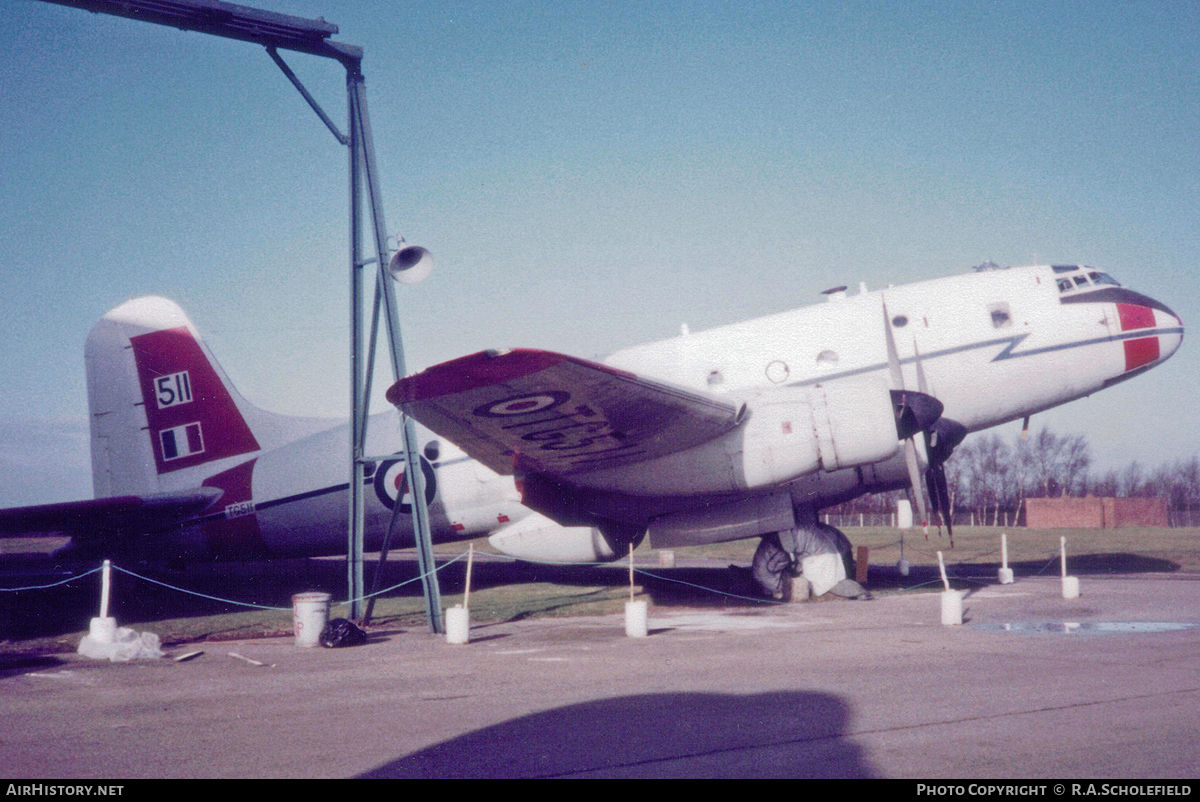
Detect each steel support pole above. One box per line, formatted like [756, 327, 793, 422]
[347, 69, 367, 619]
[347, 66, 443, 632]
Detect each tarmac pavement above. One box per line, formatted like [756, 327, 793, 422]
[1, 572, 1197, 778]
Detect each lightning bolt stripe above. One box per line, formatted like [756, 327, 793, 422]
[787, 327, 1183, 389]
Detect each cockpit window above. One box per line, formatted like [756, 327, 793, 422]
[1088, 271, 1121, 286]
[1055, 265, 1122, 293]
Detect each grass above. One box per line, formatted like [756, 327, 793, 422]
[678, 525, 1200, 573]
[1, 526, 1196, 656]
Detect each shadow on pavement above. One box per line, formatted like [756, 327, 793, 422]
[359, 690, 877, 779]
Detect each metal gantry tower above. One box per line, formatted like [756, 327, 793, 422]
[39, 0, 443, 630]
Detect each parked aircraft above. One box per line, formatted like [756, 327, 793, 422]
[0, 297, 529, 562]
[390, 264, 1183, 599]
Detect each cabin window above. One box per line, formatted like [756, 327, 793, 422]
[988, 302, 1012, 329]
[891, 315, 908, 328]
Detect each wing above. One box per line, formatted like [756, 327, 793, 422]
[0, 488, 223, 538]
[387, 349, 744, 477]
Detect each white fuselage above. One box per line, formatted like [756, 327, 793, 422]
[582, 265, 1182, 522]
[607, 266, 1176, 429]
[157, 414, 527, 560]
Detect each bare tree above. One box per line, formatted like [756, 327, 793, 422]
[1089, 468, 1119, 497]
[1118, 461, 1145, 497]
[1023, 426, 1091, 497]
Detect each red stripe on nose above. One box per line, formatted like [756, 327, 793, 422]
[1124, 337, 1160, 371]
[1117, 303, 1155, 331]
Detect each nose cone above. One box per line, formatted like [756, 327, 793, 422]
[1115, 291, 1182, 373]
[1155, 304, 1184, 363]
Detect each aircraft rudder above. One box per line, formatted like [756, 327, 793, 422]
[86, 297, 262, 495]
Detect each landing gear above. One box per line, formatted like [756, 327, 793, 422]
[813, 522, 856, 579]
[751, 522, 866, 601]
[752, 533, 797, 601]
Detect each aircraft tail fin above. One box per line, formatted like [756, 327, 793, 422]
[85, 296, 328, 497]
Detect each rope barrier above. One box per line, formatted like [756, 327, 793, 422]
[631, 568, 780, 605]
[110, 565, 291, 611]
[0, 564, 103, 592]
[0, 553, 470, 612]
[0, 540, 1071, 612]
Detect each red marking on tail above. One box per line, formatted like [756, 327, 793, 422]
[130, 327, 259, 474]
[200, 459, 266, 559]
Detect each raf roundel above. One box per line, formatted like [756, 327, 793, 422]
[474, 391, 570, 418]
[372, 456, 437, 513]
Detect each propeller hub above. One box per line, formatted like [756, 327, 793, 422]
[890, 390, 944, 440]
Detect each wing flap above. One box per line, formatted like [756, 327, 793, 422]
[388, 349, 743, 477]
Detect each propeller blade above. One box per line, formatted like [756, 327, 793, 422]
[933, 460, 954, 548]
[884, 299, 935, 536]
[924, 418, 967, 547]
[913, 339, 931, 395]
[882, 300, 905, 389]
[904, 438, 929, 536]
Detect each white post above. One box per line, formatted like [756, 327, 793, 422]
[625, 542, 648, 637]
[937, 551, 963, 625]
[999, 533, 1014, 584]
[1061, 536, 1080, 599]
[99, 559, 111, 619]
[446, 544, 475, 645]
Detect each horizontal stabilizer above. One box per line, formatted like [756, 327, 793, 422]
[388, 349, 744, 477]
[0, 487, 223, 538]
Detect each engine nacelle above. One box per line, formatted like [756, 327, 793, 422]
[571, 376, 903, 497]
[489, 512, 631, 564]
[737, 376, 901, 489]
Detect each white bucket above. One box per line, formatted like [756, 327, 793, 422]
[88, 616, 118, 644]
[940, 590, 964, 626]
[625, 600, 648, 638]
[998, 567, 1014, 585]
[292, 592, 331, 647]
[1062, 575, 1080, 599]
[445, 605, 470, 645]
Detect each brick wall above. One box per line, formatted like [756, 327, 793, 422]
[1112, 497, 1169, 527]
[1024, 497, 1168, 528]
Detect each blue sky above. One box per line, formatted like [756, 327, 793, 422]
[2, 1, 1197, 505]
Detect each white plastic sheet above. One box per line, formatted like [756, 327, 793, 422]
[78, 628, 164, 662]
